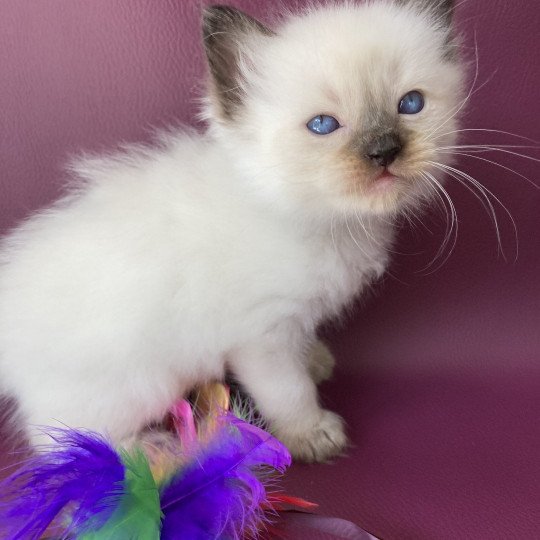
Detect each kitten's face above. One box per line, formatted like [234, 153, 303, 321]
[203, 1, 465, 218]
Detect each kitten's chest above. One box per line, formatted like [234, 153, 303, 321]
[175, 200, 393, 334]
[239, 217, 392, 321]
[302, 225, 390, 317]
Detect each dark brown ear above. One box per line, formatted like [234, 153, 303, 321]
[202, 6, 273, 120]
[431, 0, 455, 25]
[397, 0, 455, 25]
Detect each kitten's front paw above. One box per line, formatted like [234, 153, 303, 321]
[277, 410, 347, 463]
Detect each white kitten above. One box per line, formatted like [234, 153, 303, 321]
[0, 0, 464, 462]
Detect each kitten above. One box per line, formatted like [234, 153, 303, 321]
[0, 0, 464, 462]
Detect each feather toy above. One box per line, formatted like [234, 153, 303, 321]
[0, 383, 295, 539]
[160, 413, 291, 540]
[79, 448, 162, 540]
[0, 428, 125, 540]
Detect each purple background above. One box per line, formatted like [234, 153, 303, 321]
[1, 1, 539, 538]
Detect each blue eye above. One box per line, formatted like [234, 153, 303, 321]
[307, 115, 341, 135]
[398, 91, 425, 115]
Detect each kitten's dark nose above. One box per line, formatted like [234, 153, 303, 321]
[365, 134, 403, 167]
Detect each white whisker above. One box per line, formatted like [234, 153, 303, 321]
[419, 172, 450, 227]
[441, 151, 539, 190]
[418, 171, 459, 273]
[429, 161, 519, 262]
[330, 211, 337, 253]
[431, 128, 540, 145]
[440, 144, 540, 151]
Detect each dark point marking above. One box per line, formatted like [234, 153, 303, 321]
[202, 6, 274, 120]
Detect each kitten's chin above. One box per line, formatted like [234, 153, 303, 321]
[342, 172, 416, 217]
[369, 170, 399, 194]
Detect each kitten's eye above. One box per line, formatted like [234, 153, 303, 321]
[306, 115, 341, 135]
[398, 91, 425, 115]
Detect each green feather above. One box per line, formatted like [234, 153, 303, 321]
[79, 449, 162, 540]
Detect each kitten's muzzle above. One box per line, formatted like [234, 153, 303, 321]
[365, 133, 403, 168]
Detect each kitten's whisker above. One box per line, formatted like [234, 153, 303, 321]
[430, 161, 501, 242]
[430, 128, 540, 145]
[425, 172, 457, 256]
[417, 172, 452, 251]
[371, 211, 422, 253]
[343, 186, 377, 259]
[429, 161, 519, 262]
[420, 172, 459, 272]
[353, 209, 407, 255]
[348, 201, 384, 247]
[344, 213, 371, 259]
[429, 163, 494, 228]
[399, 209, 415, 230]
[440, 144, 540, 151]
[399, 201, 435, 244]
[438, 150, 539, 190]
[402, 203, 434, 237]
[414, 172, 455, 271]
[419, 172, 451, 227]
[330, 211, 337, 253]
[352, 210, 379, 246]
[443, 164, 495, 220]
[453, 171, 508, 261]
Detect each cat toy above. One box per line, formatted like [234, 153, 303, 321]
[0, 383, 307, 539]
[0, 383, 376, 539]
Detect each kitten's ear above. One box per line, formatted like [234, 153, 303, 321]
[431, 0, 455, 25]
[397, 0, 455, 26]
[202, 6, 273, 121]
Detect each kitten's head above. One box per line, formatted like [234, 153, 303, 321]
[202, 1, 465, 218]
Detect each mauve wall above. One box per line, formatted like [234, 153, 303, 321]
[1, 1, 539, 539]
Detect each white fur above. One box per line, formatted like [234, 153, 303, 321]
[0, 1, 464, 461]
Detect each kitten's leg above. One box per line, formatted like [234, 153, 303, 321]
[308, 340, 336, 385]
[231, 340, 347, 463]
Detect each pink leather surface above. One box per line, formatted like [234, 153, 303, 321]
[1, 1, 539, 538]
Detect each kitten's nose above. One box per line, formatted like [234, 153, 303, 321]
[365, 134, 403, 167]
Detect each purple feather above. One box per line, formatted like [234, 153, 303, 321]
[160, 413, 291, 540]
[0, 428, 125, 540]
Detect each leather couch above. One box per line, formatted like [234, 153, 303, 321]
[1, 1, 539, 538]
